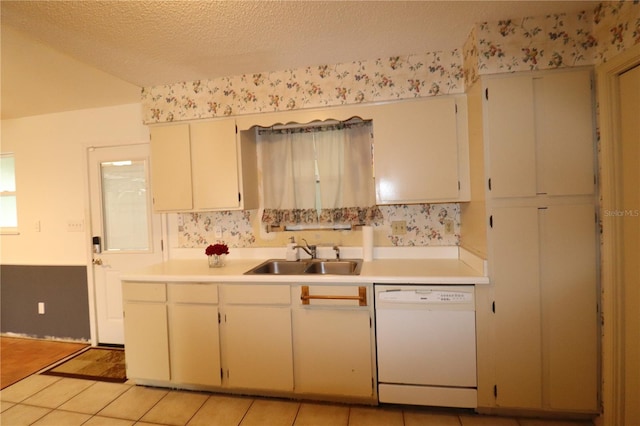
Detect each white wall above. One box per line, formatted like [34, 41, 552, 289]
[0, 103, 149, 265]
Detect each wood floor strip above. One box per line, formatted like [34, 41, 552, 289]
[0, 337, 88, 389]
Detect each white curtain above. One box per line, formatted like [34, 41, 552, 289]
[316, 124, 375, 209]
[258, 121, 381, 226]
[259, 131, 316, 209]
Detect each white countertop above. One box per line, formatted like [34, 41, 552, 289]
[120, 257, 489, 285]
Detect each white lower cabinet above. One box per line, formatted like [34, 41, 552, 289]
[123, 282, 221, 386]
[122, 281, 375, 402]
[122, 282, 170, 382]
[292, 308, 373, 397]
[222, 305, 293, 391]
[220, 284, 294, 392]
[291, 285, 374, 398]
[489, 203, 599, 411]
[167, 283, 221, 387]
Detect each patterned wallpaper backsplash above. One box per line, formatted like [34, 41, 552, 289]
[177, 204, 460, 249]
[155, 1, 638, 249]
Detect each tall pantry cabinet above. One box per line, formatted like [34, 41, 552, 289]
[462, 68, 599, 414]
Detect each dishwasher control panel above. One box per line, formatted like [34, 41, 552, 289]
[378, 288, 473, 304]
[375, 285, 475, 309]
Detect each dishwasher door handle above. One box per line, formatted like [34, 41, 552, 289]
[300, 285, 367, 306]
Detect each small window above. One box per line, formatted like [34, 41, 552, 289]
[0, 153, 18, 232]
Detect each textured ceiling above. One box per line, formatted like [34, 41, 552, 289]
[1, 0, 598, 119]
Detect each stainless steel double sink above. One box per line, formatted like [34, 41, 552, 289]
[244, 259, 363, 276]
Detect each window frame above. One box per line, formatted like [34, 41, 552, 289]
[0, 153, 19, 234]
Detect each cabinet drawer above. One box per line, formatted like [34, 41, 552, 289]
[222, 284, 291, 305]
[168, 283, 218, 304]
[122, 282, 166, 302]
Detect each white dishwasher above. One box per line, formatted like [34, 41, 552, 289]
[375, 284, 477, 408]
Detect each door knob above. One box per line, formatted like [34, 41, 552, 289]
[93, 258, 103, 265]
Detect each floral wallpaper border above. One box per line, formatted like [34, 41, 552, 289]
[142, 2, 639, 124]
[142, 50, 464, 124]
[463, 1, 639, 87]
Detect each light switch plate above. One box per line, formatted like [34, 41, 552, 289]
[391, 220, 407, 235]
[444, 218, 455, 235]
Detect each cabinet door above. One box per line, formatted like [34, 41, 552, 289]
[490, 206, 542, 408]
[293, 308, 372, 397]
[222, 305, 293, 391]
[190, 120, 240, 210]
[123, 301, 170, 381]
[535, 71, 595, 196]
[485, 76, 537, 198]
[373, 97, 460, 203]
[150, 124, 193, 211]
[486, 71, 595, 199]
[540, 204, 598, 411]
[169, 304, 221, 386]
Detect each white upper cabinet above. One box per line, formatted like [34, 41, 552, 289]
[150, 119, 258, 212]
[534, 71, 595, 196]
[190, 120, 240, 210]
[372, 96, 468, 204]
[150, 123, 193, 211]
[485, 76, 537, 198]
[485, 70, 595, 198]
[150, 98, 468, 212]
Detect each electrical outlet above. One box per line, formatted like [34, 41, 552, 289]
[391, 220, 407, 235]
[67, 220, 84, 232]
[444, 218, 455, 235]
[38, 302, 45, 315]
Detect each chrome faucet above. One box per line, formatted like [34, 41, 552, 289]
[295, 238, 317, 259]
[332, 245, 340, 260]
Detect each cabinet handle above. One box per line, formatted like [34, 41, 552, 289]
[300, 286, 367, 306]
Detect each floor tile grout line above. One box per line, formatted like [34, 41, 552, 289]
[94, 384, 161, 423]
[2, 402, 53, 426]
[237, 398, 256, 426]
[0, 375, 64, 404]
[290, 401, 303, 426]
[138, 388, 169, 424]
[181, 392, 211, 426]
[41, 377, 99, 411]
[63, 380, 131, 417]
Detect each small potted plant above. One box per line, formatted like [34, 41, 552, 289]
[205, 242, 229, 268]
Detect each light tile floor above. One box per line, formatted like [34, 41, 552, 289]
[0, 375, 595, 426]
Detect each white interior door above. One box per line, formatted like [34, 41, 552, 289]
[89, 144, 163, 345]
